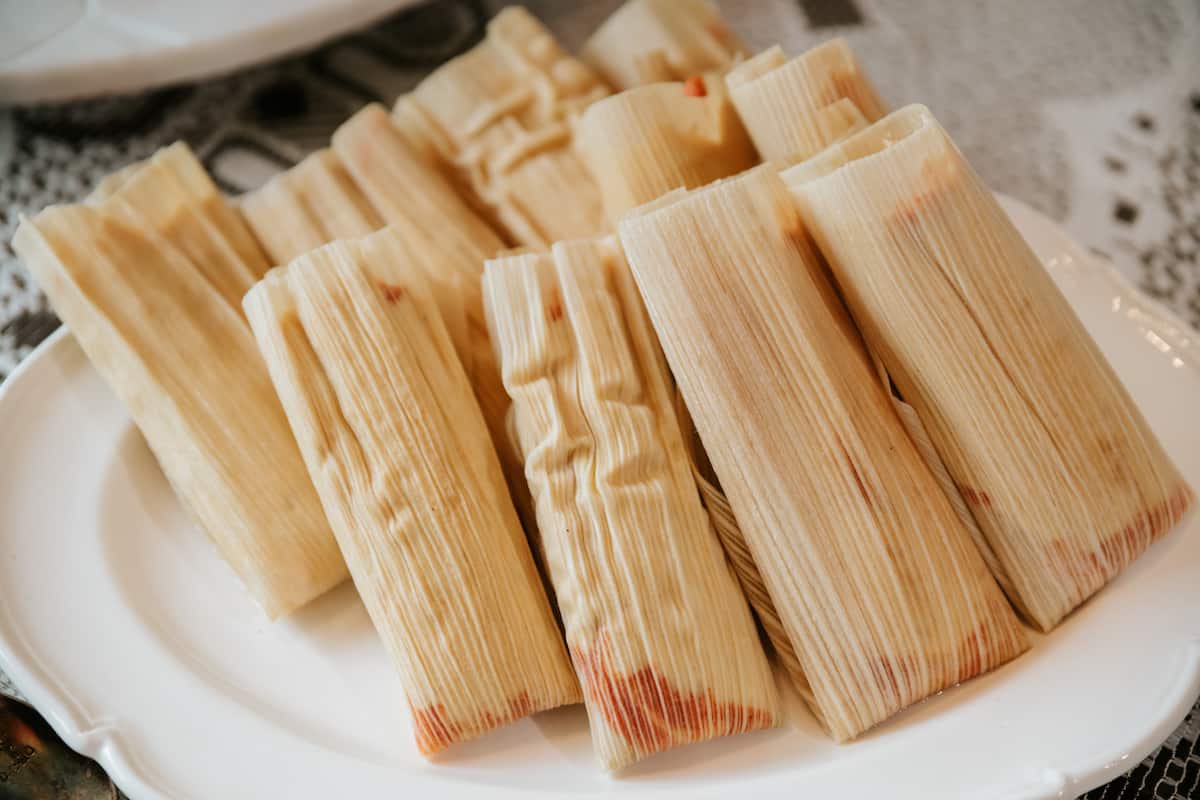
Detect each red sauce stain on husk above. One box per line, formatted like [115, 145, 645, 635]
[682, 76, 707, 97]
[572, 635, 774, 757]
[379, 282, 407, 303]
[1049, 482, 1194, 585]
[410, 691, 535, 755]
[959, 486, 993, 507]
[546, 290, 564, 322]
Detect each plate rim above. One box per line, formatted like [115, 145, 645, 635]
[0, 196, 1197, 799]
[0, 0, 420, 104]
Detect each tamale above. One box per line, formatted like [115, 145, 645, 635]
[330, 104, 536, 537]
[726, 39, 886, 166]
[243, 241, 579, 756]
[581, 0, 746, 89]
[483, 237, 779, 769]
[391, 7, 610, 247]
[618, 166, 1028, 741]
[13, 156, 346, 618]
[783, 105, 1196, 631]
[240, 148, 383, 265]
[577, 76, 759, 221]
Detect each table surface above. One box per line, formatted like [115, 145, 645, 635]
[1, 1, 1198, 798]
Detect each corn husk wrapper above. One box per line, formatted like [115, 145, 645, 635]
[93, 143, 273, 309]
[784, 105, 1196, 631]
[573, 75, 793, 677]
[483, 237, 779, 769]
[581, 0, 746, 89]
[240, 148, 383, 265]
[244, 240, 580, 756]
[13, 147, 346, 619]
[329, 104, 538, 539]
[618, 166, 1028, 741]
[726, 39, 886, 166]
[332, 104, 506, 270]
[391, 7, 610, 248]
[577, 76, 759, 221]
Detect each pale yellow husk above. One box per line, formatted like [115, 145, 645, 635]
[618, 166, 1029, 741]
[243, 240, 580, 756]
[581, 0, 746, 89]
[12, 145, 346, 619]
[726, 39, 887, 166]
[391, 7, 610, 247]
[783, 105, 1196, 632]
[577, 76, 759, 221]
[483, 236, 779, 769]
[239, 148, 383, 265]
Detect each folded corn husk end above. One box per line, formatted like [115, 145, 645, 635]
[727, 37, 886, 166]
[582, 0, 746, 90]
[577, 76, 759, 222]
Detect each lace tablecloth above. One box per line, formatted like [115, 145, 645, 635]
[1, 1, 1198, 797]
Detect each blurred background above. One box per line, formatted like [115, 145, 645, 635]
[1, 1, 1198, 798]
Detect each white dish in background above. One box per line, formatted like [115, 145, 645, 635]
[0, 0, 416, 104]
[0, 196, 1197, 799]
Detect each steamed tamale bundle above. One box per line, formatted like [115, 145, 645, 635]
[391, 7, 610, 247]
[582, 0, 746, 89]
[783, 105, 1196, 631]
[244, 238, 580, 756]
[332, 105, 535, 535]
[12, 145, 347, 618]
[618, 166, 1028, 741]
[577, 76, 759, 221]
[240, 148, 383, 265]
[483, 237, 779, 769]
[726, 39, 886, 166]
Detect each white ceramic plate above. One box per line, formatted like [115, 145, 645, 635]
[0, 0, 417, 104]
[0, 197, 1197, 800]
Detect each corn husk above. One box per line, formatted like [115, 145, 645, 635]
[243, 241, 580, 756]
[577, 76, 759, 221]
[240, 148, 383, 265]
[618, 166, 1028, 741]
[483, 237, 779, 769]
[94, 143, 273, 309]
[726, 40, 886, 166]
[391, 7, 610, 247]
[331, 104, 538, 539]
[13, 152, 346, 619]
[783, 105, 1196, 631]
[581, 0, 746, 89]
[332, 104, 506, 269]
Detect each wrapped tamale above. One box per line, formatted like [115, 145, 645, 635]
[783, 105, 1196, 631]
[483, 238, 779, 769]
[618, 166, 1028, 741]
[240, 148, 383, 265]
[391, 7, 610, 247]
[330, 105, 537, 538]
[243, 238, 580, 756]
[726, 39, 886, 166]
[581, 0, 746, 89]
[13, 146, 347, 619]
[577, 75, 759, 221]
